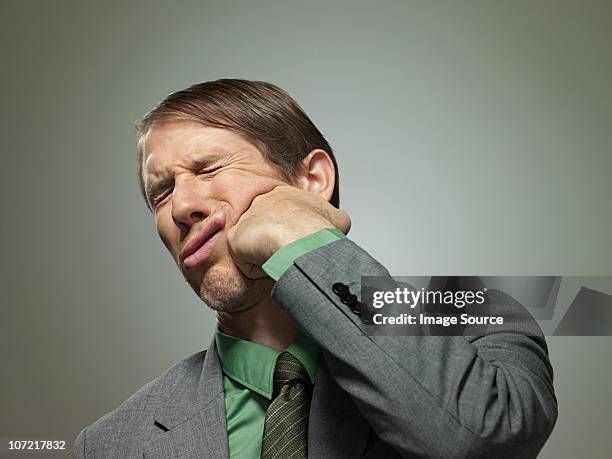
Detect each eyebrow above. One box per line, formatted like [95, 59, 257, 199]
[144, 151, 231, 207]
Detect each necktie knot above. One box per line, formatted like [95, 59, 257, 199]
[272, 352, 310, 396]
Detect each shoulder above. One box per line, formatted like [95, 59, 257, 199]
[74, 350, 207, 458]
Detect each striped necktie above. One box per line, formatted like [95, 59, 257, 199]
[260, 352, 311, 459]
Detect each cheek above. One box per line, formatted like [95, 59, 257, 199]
[155, 211, 178, 254]
[212, 171, 286, 220]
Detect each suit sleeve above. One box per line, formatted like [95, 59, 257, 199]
[271, 238, 558, 458]
[73, 426, 87, 458]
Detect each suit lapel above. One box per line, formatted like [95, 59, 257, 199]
[143, 340, 371, 457]
[144, 338, 229, 458]
[308, 353, 371, 458]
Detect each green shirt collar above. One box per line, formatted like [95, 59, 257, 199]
[215, 328, 320, 400]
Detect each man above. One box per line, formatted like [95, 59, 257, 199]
[74, 79, 557, 458]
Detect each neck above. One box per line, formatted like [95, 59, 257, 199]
[216, 294, 299, 351]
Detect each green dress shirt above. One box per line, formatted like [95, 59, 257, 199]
[216, 331, 319, 458]
[216, 227, 346, 458]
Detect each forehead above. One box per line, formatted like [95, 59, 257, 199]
[142, 119, 259, 176]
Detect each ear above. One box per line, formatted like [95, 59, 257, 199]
[295, 149, 335, 203]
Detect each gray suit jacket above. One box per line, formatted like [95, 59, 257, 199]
[74, 239, 557, 458]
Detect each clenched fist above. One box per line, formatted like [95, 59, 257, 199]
[227, 186, 351, 279]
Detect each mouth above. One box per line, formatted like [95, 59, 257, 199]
[181, 214, 225, 271]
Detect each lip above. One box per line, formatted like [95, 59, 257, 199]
[180, 214, 225, 271]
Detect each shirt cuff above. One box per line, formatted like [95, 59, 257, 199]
[262, 228, 347, 281]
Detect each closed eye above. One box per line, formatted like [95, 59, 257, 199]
[150, 166, 223, 209]
[147, 175, 174, 210]
[152, 191, 171, 209]
[198, 165, 223, 175]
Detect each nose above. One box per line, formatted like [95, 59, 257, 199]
[171, 177, 210, 233]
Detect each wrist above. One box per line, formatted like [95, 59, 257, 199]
[275, 221, 333, 253]
[262, 227, 347, 281]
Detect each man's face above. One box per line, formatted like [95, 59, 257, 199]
[142, 119, 287, 312]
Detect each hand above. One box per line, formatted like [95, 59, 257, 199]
[227, 185, 351, 279]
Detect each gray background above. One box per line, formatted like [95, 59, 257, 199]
[1, 1, 611, 457]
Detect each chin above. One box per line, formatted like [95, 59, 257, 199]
[190, 257, 273, 312]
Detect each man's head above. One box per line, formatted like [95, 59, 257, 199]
[136, 79, 339, 312]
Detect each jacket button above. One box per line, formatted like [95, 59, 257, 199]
[350, 304, 362, 315]
[332, 282, 349, 295]
[341, 294, 358, 306]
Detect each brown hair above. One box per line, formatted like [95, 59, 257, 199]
[136, 79, 339, 210]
